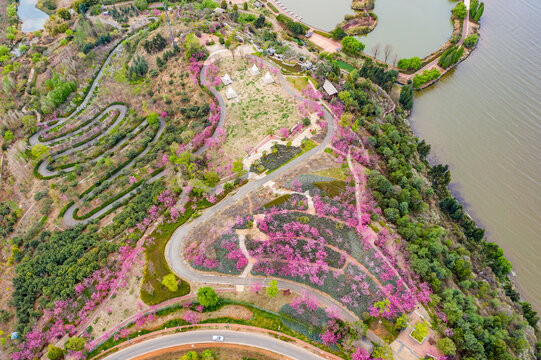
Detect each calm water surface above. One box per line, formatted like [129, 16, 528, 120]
[276, 0, 353, 31]
[360, 0, 455, 60]
[18, 0, 49, 33]
[410, 0, 541, 309]
[278, 0, 454, 59]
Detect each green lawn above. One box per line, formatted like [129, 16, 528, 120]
[335, 60, 356, 73]
[139, 209, 193, 305]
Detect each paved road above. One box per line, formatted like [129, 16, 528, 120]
[36, 105, 128, 178]
[101, 330, 328, 360]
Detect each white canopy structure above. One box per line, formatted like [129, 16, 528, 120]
[249, 64, 260, 76]
[262, 71, 274, 85]
[221, 73, 232, 85]
[226, 86, 238, 99]
[323, 79, 338, 96]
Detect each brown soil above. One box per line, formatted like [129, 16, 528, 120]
[137, 344, 281, 360]
[89, 250, 146, 339]
[220, 290, 293, 313]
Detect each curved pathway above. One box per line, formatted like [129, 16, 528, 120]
[26, 25, 172, 226]
[36, 105, 128, 177]
[62, 117, 166, 227]
[100, 329, 331, 360]
[164, 50, 358, 320]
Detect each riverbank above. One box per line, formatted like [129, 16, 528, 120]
[409, 0, 541, 312]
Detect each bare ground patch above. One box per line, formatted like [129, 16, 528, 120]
[88, 250, 146, 339]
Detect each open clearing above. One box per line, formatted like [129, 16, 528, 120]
[216, 58, 302, 158]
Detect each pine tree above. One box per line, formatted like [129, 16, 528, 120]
[474, 3, 484, 22]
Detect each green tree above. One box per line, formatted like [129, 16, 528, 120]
[161, 273, 178, 292]
[463, 34, 479, 49]
[473, 2, 484, 22]
[331, 26, 347, 40]
[287, 21, 305, 36]
[181, 351, 199, 360]
[201, 350, 215, 359]
[184, 33, 201, 59]
[203, 170, 220, 187]
[134, 0, 148, 10]
[129, 55, 148, 78]
[232, 159, 244, 175]
[65, 337, 86, 351]
[470, 0, 479, 18]
[520, 302, 539, 328]
[243, 2, 248, 10]
[47, 344, 63, 360]
[341, 36, 365, 57]
[399, 84, 414, 110]
[31, 144, 50, 160]
[266, 279, 278, 298]
[411, 321, 428, 342]
[397, 57, 421, 71]
[394, 314, 408, 330]
[3, 130, 13, 144]
[197, 287, 219, 308]
[452, 3, 467, 19]
[57, 8, 71, 20]
[254, 14, 266, 28]
[147, 112, 159, 126]
[220, 0, 227, 9]
[6, 4, 17, 18]
[437, 337, 456, 355]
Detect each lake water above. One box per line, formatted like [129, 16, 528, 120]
[18, 0, 49, 33]
[280, 0, 541, 310]
[410, 0, 541, 310]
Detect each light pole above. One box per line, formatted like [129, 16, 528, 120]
[164, 2, 175, 47]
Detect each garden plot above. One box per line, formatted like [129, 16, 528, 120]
[215, 58, 303, 158]
[183, 178, 395, 318]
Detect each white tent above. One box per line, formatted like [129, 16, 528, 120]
[249, 64, 260, 76]
[221, 73, 232, 85]
[262, 71, 274, 85]
[226, 86, 238, 99]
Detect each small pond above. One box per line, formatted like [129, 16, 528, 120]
[278, 0, 455, 61]
[360, 0, 456, 61]
[18, 0, 50, 33]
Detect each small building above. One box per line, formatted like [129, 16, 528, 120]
[323, 79, 338, 96]
[213, 7, 225, 15]
[226, 86, 238, 99]
[254, 1, 263, 9]
[249, 64, 260, 76]
[263, 72, 274, 85]
[221, 73, 232, 85]
[305, 30, 314, 38]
